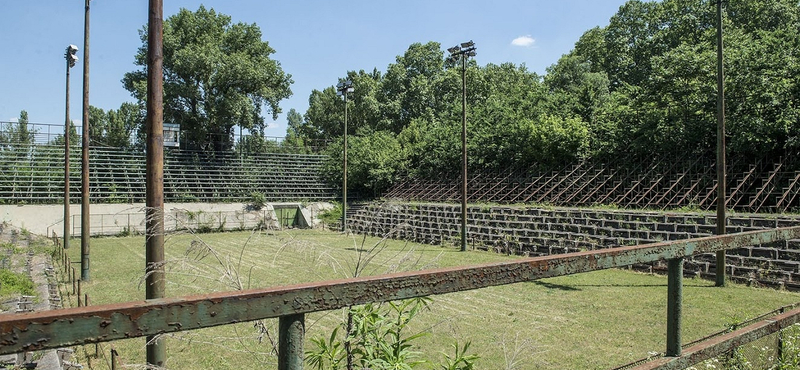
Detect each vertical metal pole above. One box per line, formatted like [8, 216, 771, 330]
[81, 0, 91, 281]
[64, 57, 71, 250]
[777, 306, 785, 360]
[278, 313, 305, 370]
[715, 0, 727, 287]
[77, 280, 82, 306]
[145, 0, 166, 367]
[666, 258, 683, 357]
[111, 349, 118, 370]
[342, 93, 348, 233]
[461, 56, 468, 252]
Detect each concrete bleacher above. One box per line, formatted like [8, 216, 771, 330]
[349, 202, 800, 289]
[0, 145, 336, 203]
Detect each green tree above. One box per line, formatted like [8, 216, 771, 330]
[109, 102, 145, 149]
[236, 131, 280, 154]
[123, 5, 292, 152]
[322, 130, 406, 197]
[380, 42, 446, 133]
[282, 108, 309, 153]
[1, 110, 36, 149]
[87, 103, 142, 148]
[50, 120, 79, 148]
[302, 69, 384, 144]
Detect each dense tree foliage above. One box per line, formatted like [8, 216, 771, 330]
[88, 103, 144, 148]
[0, 111, 36, 149]
[293, 0, 800, 195]
[123, 5, 292, 152]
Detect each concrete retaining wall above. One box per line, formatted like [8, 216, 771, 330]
[0, 202, 333, 237]
[349, 202, 800, 289]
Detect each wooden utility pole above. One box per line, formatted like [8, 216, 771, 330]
[80, 0, 91, 281]
[145, 0, 166, 366]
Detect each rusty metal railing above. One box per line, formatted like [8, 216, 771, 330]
[2, 226, 800, 369]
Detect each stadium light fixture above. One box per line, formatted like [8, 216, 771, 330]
[63, 44, 79, 251]
[336, 79, 354, 233]
[446, 40, 477, 252]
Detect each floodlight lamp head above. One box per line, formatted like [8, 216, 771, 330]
[467, 51, 477, 57]
[345, 79, 352, 86]
[460, 40, 474, 48]
[337, 81, 344, 89]
[347, 87, 354, 93]
[67, 45, 79, 54]
[66, 53, 78, 67]
[447, 46, 460, 54]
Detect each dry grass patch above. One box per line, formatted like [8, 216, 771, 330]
[59, 229, 800, 369]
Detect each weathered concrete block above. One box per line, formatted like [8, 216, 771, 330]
[751, 247, 778, 259]
[656, 223, 676, 232]
[752, 218, 778, 228]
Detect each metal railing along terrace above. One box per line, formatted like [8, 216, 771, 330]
[2, 227, 800, 369]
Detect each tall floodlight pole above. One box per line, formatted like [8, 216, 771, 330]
[81, 0, 91, 281]
[447, 41, 476, 252]
[64, 45, 79, 250]
[145, 0, 166, 366]
[715, 0, 727, 286]
[336, 80, 354, 233]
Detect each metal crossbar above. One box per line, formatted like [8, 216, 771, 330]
[2, 226, 800, 368]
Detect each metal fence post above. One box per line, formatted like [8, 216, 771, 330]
[667, 257, 683, 357]
[278, 313, 305, 370]
[777, 306, 785, 361]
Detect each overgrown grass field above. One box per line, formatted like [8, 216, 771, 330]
[60, 229, 800, 369]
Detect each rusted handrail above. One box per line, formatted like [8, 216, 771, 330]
[633, 305, 800, 370]
[2, 226, 800, 367]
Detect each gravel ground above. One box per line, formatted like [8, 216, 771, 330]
[0, 223, 73, 370]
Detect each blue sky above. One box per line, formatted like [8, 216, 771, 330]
[0, 1, 630, 137]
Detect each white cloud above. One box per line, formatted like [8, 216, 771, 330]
[266, 122, 279, 129]
[511, 35, 535, 47]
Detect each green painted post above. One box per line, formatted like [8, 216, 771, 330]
[278, 314, 305, 370]
[666, 258, 683, 357]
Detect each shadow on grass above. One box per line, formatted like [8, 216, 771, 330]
[533, 281, 582, 291]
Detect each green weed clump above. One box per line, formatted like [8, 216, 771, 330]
[307, 297, 479, 370]
[319, 202, 343, 226]
[0, 269, 35, 298]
